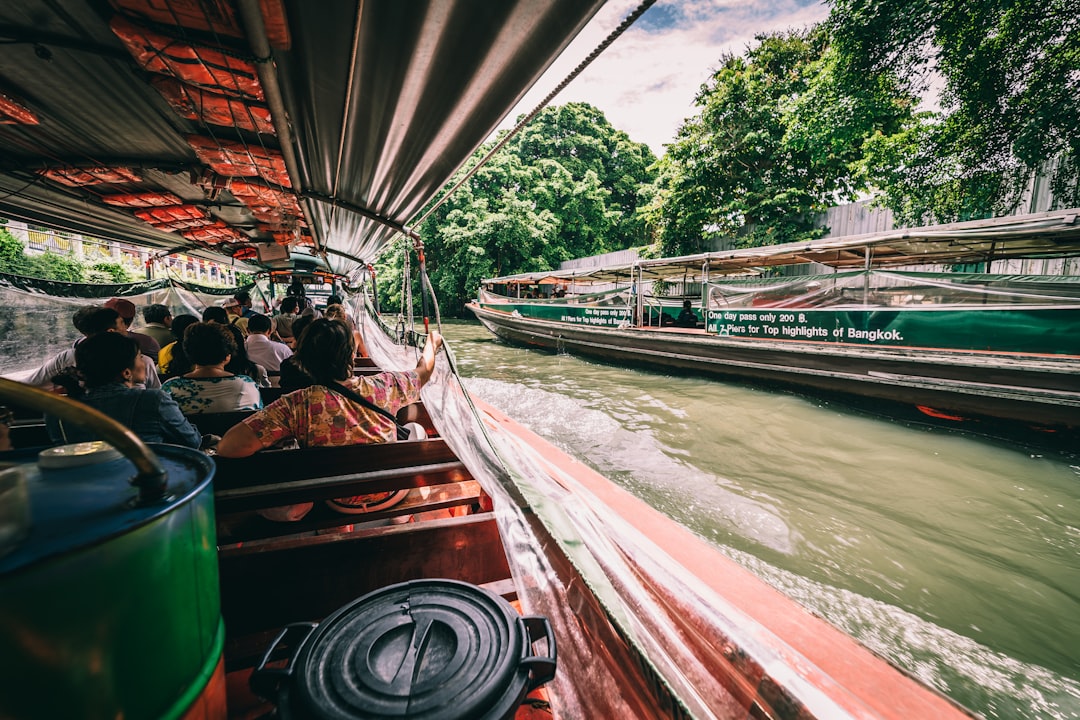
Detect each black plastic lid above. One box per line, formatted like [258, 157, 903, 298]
[290, 579, 530, 720]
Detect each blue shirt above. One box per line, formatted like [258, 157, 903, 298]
[46, 382, 202, 448]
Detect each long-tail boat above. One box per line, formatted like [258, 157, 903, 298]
[470, 212, 1080, 444]
[0, 1, 977, 718]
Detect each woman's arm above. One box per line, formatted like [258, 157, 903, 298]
[414, 331, 442, 387]
[216, 422, 264, 457]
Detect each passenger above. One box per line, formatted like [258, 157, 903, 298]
[140, 303, 174, 348]
[675, 300, 699, 328]
[18, 305, 161, 389]
[46, 332, 200, 448]
[275, 297, 301, 347]
[244, 314, 292, 372]
[234, 289, 258, 319]
[104, 298, 161, 361]
[202, 305, 229, 325]
[324, 303, 369, 358]
[158, 314, 200, 378]
[277, 315, 315, 391]
[161, 323, 262, 414]
[221, 297, 249, 335]
[222, 323, 270, 387]
[216, 320, 442, 518]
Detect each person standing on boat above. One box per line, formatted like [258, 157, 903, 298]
[104, 298, 161, 362]
[46, 332, 200, 448]
[14, 305, 160, 390]
[140, 303, 174, 349]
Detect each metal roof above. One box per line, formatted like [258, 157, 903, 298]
[482, 208, 1080, 284]
[0, 0, 607, 275]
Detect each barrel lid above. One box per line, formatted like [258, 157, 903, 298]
[291, 579, 527, 720]
[0, 444, 214, 576]
[37, 441, 122, 469]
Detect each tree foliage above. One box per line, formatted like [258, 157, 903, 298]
[376, 103, 657, 315]
[653, 27, 915, 255]
[829, 0, 1080, 222]
[0, 227, 137, 283]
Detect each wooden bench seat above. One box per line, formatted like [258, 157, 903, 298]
[213, 438, 468, 514]
[216, 480, 485, 544]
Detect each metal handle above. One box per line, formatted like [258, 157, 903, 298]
[519, 615, 557, 690]
[0, 378, 168, 505]
[249, 622, 319, 700]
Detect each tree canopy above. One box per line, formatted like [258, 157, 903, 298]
[651, 27, 916, 255]
[829, 0, 1080, 223]
[377, 102, 657, 314]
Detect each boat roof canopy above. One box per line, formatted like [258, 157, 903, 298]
[482, 208, 1080, 285]
[0, 0, 607, 278]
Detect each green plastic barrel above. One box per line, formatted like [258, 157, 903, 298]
[0, 443, 223, 720]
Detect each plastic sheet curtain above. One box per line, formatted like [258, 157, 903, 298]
[0, 273, 254, 376]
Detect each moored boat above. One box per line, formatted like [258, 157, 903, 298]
[470, 211, 1080, 442]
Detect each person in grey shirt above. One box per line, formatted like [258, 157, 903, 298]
[141, 303, 174, 348]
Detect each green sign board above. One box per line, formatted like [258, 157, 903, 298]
[706, 307, 1080, 355]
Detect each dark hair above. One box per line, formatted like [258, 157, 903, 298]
[183, 322, 236, 366]
[234, 290, 252, 304]
[247, 313, 272, 334]
[75, 332, 141, 389]
[222, 323, 259, 379]
[143, 303, 171, 324]
[202, 306, 229, 324]
[280, 297, 300, 314]
[325, 294, 343, 307]
[72, 306, 121, 337]
[296, 318, 354, 384]
[290, 314, 314, 345]
[170, 314, 199, 341]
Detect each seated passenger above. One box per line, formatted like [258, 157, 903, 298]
[162, 323, 262, 415]
[158, 314, 199, 378]
[223, 323, 270, 387]
[275, 297, 301, 347]
[324, 303, 369, 358]
[216, 320, 442, 519]
[105, 297, 161, 362]
[245, 314, 293, 372]
[46, 332, 200, 447]
[675, 300, 699, 328]
[276, 315, 315, 391]
[17, 305, 160, 389]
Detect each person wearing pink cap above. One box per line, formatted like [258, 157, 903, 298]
[105, 297, 161, 362]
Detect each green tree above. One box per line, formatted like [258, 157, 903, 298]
[383, 103, 657, 315]
[829, 0, 1080, 222]
[656, 27, 915, 255]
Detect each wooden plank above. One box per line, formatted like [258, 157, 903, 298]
[218, 513, 512, 661]
[213, 438, 459, 488]
[213, 460, 471, 513]
[216, 480, 485, 543]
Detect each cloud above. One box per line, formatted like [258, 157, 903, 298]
[497, 0, 830, 156]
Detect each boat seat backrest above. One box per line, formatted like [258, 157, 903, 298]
[213, 437, 457, 490]
[186, 410, 255, 437]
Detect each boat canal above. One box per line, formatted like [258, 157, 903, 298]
[446, 319, 1080, 720]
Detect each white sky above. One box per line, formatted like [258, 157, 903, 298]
[497, 0, 830, 157]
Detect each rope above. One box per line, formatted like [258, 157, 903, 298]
[410, 0, 657, 228]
